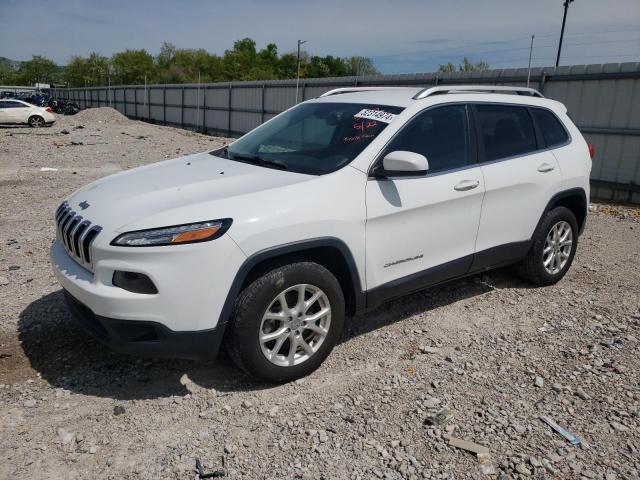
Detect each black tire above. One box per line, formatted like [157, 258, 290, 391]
[28, 115, 44, 127]
[518, 206, 578, 285]
[225, 262, 345, 383]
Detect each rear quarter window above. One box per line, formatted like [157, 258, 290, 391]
[531, 108, 570, 148]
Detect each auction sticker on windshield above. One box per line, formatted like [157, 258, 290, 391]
[354, 108, 397, 124]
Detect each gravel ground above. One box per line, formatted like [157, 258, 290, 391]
[1, 108, 639, 480]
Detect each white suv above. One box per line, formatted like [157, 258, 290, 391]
[51, 85, 593, 382]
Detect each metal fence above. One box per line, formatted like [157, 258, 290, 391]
[53, 62, 640, 204]
[0, 85, 43, 95]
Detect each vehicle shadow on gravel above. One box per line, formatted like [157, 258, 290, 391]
[18, 270, 527, 400]
[17, 290, 257, 400]
[342, 268, 528, 341]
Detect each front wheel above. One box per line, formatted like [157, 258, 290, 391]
[518, 206, 579, 285]
[225, 262, 345, 383]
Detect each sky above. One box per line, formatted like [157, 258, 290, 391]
[1, 0, 639, 74]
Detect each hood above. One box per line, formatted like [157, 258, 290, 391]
[65, 151, 313, 232]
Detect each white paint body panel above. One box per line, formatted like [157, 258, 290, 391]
[49, 88, 591, 334]
[475, 150, 562, 252]
[0, 99, 56, 124]
[365, 168, 484, 288]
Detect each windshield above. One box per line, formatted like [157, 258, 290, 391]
[212, 102, 404, 175]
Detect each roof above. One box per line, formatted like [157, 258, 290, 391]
[311, 85, 559, 109]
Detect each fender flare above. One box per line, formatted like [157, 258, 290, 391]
[536, 187, 588, 236]
[216, 237, 365, 330]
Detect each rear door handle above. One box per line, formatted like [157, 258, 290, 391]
[454, 180, 480, 191]
[537, 163, 555, 173]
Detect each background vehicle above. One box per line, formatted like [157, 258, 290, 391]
[0, 99, 56, 126]
[51, 85, 592, 382]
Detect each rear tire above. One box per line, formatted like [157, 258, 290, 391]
[28, 115, 45, 128]
[518, 206, 578, 285]
[225, 262, 345, 383]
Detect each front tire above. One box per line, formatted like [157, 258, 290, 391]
[518, 206, 578, 285]
[225, 262, 345, 383]
[28, 115, 45, 127]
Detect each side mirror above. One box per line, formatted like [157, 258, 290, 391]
[376, 151, 429, 177]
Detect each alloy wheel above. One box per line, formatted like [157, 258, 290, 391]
[259, 284, 331, 367]
[543, 220, 573, 275]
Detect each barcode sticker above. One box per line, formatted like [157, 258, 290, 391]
[354, 109, 396, 124]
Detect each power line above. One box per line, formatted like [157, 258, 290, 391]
[490, 52, 640, 67]
[447, 37, 640, 59]
[376, 29, 640, 61]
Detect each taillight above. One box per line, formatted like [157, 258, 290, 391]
[588, 143, 595, 159]
[45, 107, 53, 113]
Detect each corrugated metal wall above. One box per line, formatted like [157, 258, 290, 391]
[53, 62, 640, 203]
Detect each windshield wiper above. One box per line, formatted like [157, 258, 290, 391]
[229, 152, 289, 171]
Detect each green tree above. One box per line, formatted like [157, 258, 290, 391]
[64, 53, 110, 87]
[23, 38, 381, 87]
[439, 57, 489, 73]
[306, 55, 348, 78]
[277, 52, 299, 79]
[0, 63, 20, 85]
[156, 43, 224, 83]
[344, 56, 380, 76]
[111, 49, 155, 85]
[18, 55, 60, 84]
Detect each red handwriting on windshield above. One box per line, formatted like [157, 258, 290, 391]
[343, 133, 375, 143]
[353, 120, 378, 131]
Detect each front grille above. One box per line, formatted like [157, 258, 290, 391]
[55, 201, 102, 270]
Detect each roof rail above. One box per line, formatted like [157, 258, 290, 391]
[320, 87, 412, 97]
[412, 85, 544, 100]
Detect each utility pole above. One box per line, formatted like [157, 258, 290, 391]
[295, 39, 307, 104]
[527, 35, 535, 87]
[196, 70, 201, 131]
[556, 0, 574, 67]
[144, 74, 148, 119]
[107, 65, 112, 108]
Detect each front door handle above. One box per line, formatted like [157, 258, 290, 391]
[537, 163, 555, 173]
[454, 180, 480, 191]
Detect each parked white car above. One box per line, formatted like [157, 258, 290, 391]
[0, 99, 56, 127]
[51, 85, 593, 382]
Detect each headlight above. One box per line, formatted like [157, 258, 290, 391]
[111, 219, 232, 247]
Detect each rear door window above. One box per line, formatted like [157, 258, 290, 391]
[475, 104, 538, 161]
[530, 107, 569, 148]
[5, 101, 25, 108]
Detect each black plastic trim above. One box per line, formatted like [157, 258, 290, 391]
[217, 237, 366, 328]
[367, 255, 473, 308]
[112, 271, 159, 295]
[64, 290, 223, 361]
[469, 241, 531, 273]
[366, 241, 532, 309]
[539, 187, 588, 235]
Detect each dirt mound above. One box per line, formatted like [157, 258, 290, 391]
[72, 107, 130, 124]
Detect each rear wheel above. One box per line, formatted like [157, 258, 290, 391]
[225, 262, 345, 383]
[518, 206, 578, 285]
[28, 115, 45, 127]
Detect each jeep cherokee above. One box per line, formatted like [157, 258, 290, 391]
[51, 85, 593, 382]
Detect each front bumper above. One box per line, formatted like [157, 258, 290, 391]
[64, 290, 223, 361]
[50, 232, 245, 332]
